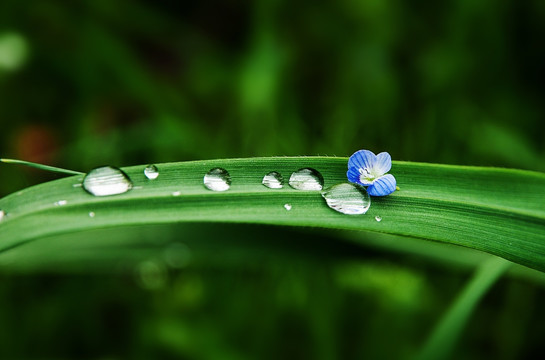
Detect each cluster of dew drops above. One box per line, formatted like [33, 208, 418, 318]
[0, 164, 384, 223]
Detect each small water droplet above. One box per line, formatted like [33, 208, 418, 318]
[54, 200, 67, 206]
[88, 211, 95, 218]
[375, 216, 382, 222]
[284, 203, 292, 211]
[0, 210, 6, 222]
[204, 168, 231, 191]
[289, 168, 324, 190]
[321, 183, 371, 215]
[172, 191, 181, 197]
[144, 164, 159, 180]
[82, 166, 133, 196]
[72, 183, 82, 188]
[262, 171, 284, 189]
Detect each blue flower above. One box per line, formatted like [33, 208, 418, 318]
[347, 150, 396, 196]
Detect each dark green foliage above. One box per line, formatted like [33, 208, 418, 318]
[1, 0, 545, 359]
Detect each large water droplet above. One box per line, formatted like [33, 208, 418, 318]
[82, 166, 133, 196]
[321, 183, 371, 215]
[289, 168, 324, 190]
[262, 171, 284, 189]
[0, 209, 6, 222]
[204, 168, 231, 191]
[144, 164, 159, 180]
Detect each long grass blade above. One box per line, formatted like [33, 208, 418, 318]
[415, 257, 511, 360]
[0, 157, 544, 271]
[0, 158, 84, 176]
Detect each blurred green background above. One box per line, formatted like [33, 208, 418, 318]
[1, 0, 545, 359]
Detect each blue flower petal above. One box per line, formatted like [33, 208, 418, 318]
[375, 152, 392, 175]
[347, 168, 361, 185]
[348, 150, 376, 171]
[367, 174, 396, 196]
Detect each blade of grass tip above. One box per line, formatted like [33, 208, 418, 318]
[0, 158, 84, 176]
[415, 257, 511, 360]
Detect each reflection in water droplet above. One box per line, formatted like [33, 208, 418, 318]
[321, 183, 371, 215]
[375, 216, 382, 222]
[54, 200, 67, 206]
[88, 211, 95, 218]
[289, 168, 324, 190]
[144, 164, 159, 180]
[262, 171, 284, 189]
[284, 203, 292, 211]
[82, 166, 133, 196]
[136, 260, 168, 290]
[164, 243, 192, 268]
[0, 210, 6, 222]
[172, 191, 181, 197]
[204, 168, 231, 191]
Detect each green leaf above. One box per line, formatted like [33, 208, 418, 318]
[1, 157, 544, 271]
[416, 256, 511, 360]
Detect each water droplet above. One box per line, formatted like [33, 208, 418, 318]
[262, 171, 284, 189]
[0, 210, 6, 222]
[284, 203, 292, 211]
[172, 191, 181, 197]
[289, 168, 324, 190]
[144, 164, 159, 180]
[88, 211, 95, 218]
[82, 166, 133, 197]
[321, 183, 371, 215]
[72, 183, 82, 188]
[204, 168, 231, 191]
[375, 216, 382, 222]
[54, 200, 67, 206]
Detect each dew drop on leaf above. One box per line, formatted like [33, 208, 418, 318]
[172, 191, 181, 197]
[0, 209, 6, 222]
[284, 203, 292, 211]
[262, 171, 284, 189]
[82, 166, 133, 197]
[321, 183, 370, 215]
[204, 168, 231, 191]
[54, 200, 67, 206]
[144, 164, 159, 180]
[375, 216, 382, 222]
[88, 211, 95, 218]
[288, 168, 324, 190]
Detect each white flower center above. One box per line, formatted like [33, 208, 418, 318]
[359, 168, 376, 183]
